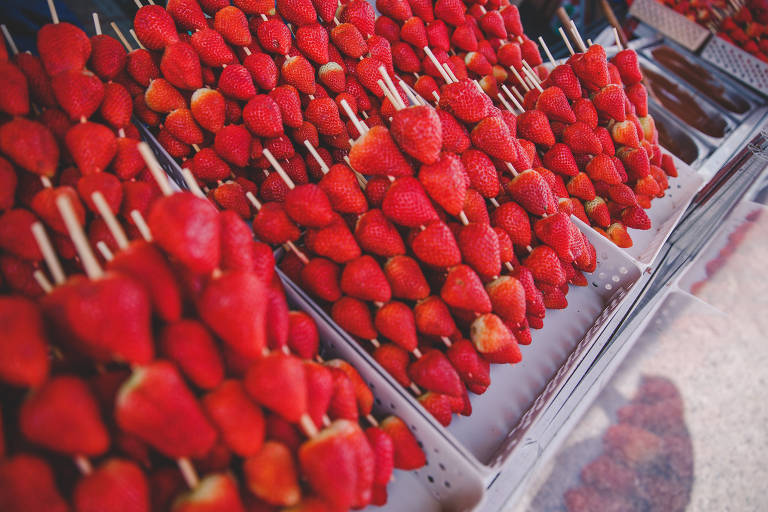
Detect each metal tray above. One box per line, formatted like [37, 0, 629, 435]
[628, 0, 711, 52]
[701, 35, 768, 97]
[279, 267, 488, 512]
[650, 102, 712, 169]
[640, 42, 762, 123]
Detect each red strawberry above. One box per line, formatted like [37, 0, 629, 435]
[505, 169, 556, 216]
[373, 301, 418, 352]
[439, 79, 492, 123]
[243, 441, 300, 507]
[446, 337, 490, 389]
[287, 311, 319, 359]
[442, 264, 492, 313]
[52, 69, 104, 121]
[296, 24, 329, 65]
[517, 110, 555, 148]
[305, 97, 345, 135]
[133, 5, 180, 50]
[353, 209, 404, 257]
[414, 295, 456, 337]
[126, 49, 160, 87]
[459, 149, 497, 197]
[341, 0, 377, 36]
[164, 108, 203, 145]
[167, 0, 208, 30]
[571, 97, 598, 128]
[243, 95, 283, 137]
[0, 296, 49, 387]
[607, 222, 633, 247]
[37, 22, 91, 76]
[318, 163, 367, 214]
[21, 375, 109, 455]
[418, 153, 468, 216]
[412, 221, 461, 267]
[145, 78, 185, 113]
[340, 255, 392, 303]
[282, 54, 316, 94]
[219, 64, 257, 101]
[307, 217, 361, 263]
[470, 313, 519, 360]
[434, 0, 466, 25]
[626, 82, 649, 117]
[97, 82, 131, 129]
[562, 121, 603, 155]
[245, 352, 309, 424]
[256, 18, 292, 55]
[621, 205, 652, 230]
[0, 209, 42, 261]
[15, 53, 56, 108]
[277, 0, 317, 25]
[64, 122, 117, 175]
[585, 197, 611, 228]
[332, 296, 377, 340]
[383, 255, 430, 300]
[160, 320, 223, 391]
[571, 44, 610, 90]
[379, 0, 413, 20]
[203, 380, 265, 458]
[536, 86, 576, 123]
[0, 454, 69, 511]
[534, 212, 575, 260]
[380, 176, 437, 227]
[160, 42, 202, 91]
[612, 49, 643, 85]
[0, 119, 58, 177]
[212, 124, 251, 167]
[283, 183, 334, 228]
[242, 52, 278, 91]
[491, 201, 531, 248]
[545, 64, 581, 101]
[299, 257, 341, 302]
[566, 172, 596, 201]
[373, 343, 412, 389]
[218, 208, 256, 269]
[542, 143, 578, 177]
[457, 222, 501, 277]
[214, 6, 252, 46]
[390, 106, 442, 165]
[317, 62, 345, 93]
[380, 415, 425, 470]
[471, 116, 518, 162]
[191, 29, 234, 68]
[331, 23, 369, 59]
[0, 62, 29, 116]
[586, 153, 622, 185]
[592, 83, 627, 122]
[187, 147, 230, 182]
[524, 245, 566, 286]
[485, 275, 526, 326]
[73, 458, 149, 512]
[437, 110, 471, 154]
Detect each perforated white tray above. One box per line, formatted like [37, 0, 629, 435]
[701, 36, 768, 97]
[279, 268, 487, 512]
[628, 0, 711, 51]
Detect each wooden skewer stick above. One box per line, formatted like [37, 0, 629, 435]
[510, 85, 524, 103]
[497, 91, 515, 113]
[587, 38, 593, 47]
[339, 98, 369, 135]
[56, 195, 103, 279]
[423, 46, 452, 85]
[263, 149, 295, 190]
[342, 156, 368, 189]
[92, 13, 101, 35]
[40, 176, 53, 188]
[569, 20, 588, 52]
[1, 25, 19, 55]
[130, 211, 153, 242]
[74, 456, 93, 476]
[558, 27, 575, 56]
[33, 270, 53, 294]
[177, 458, 199, 489]
[506, 162, 520, 177]
[47, 0, 60, 24]
[130, 29, 146, 50]
[613, 27, 624, 51]
[181, 168, 206, 198]
[377, 79, 403, 113]
[97, 241, 114, 261]
[442, 63, 459, 83]
[399, 79, 421, 106]
[509, 66, 530, 92]
[441, 336, 452, 347]
[138, 142, 174, 197]
[522, 66, 544, 93]
[538, 36, 557, 67]
[501, 84, 524, 112]
[110, 22, 134, 52]
[133, 0, 144, 9]
[92, 192, 129, 249]
[522, 60, 539, 82]
[303, 140, 330, 174]
[31, 222, 66, 285]
[378, 66, 406, 110]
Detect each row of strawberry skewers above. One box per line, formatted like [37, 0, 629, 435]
[0, 3, 429, 511]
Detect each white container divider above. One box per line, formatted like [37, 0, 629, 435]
[675, 200, 766, 294]
[277, 213, 644, 490]
[278, 267, 487, 512]
[622, 151, 705, 266]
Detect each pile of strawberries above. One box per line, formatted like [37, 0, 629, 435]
[0, 11, 427, 512]
[92, 0, 681, 429]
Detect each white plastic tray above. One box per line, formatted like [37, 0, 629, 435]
[279, 268, 487, 512]
[623, 151, 705, 266]
[701, 36, 768, 97]
[278, 217, 644, 481]
[628, 0, 711, 51]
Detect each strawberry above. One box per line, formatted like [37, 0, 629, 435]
[240, 54, 277, 93]
[0, 454, 69, 511]
[491, 201, 531, 248]
[446, 337, 490, 389]
[187, 147, 230, 182]
[412, 221, 461, 267]
[434, 0, 466, 25]
[634, 174, 661, 197]
[465, 51, 492, 75]
[281, 54, 316, 95]
[607, 222, 633, 247]
[351, 210, 403, 258]
[0, 62, 29, 116]
[0, 296, 49, 387]
[373, 343, 412, 389]
[458, 149, 497, 197]
[307, 217, 361, 263]
[202, 380, 266, 459]
[0, 119, 59, 177]
[214, 182, 251, 219]
[505, 169, 556, 216]
[414, 295, 457, 336]
[471, 116, 518, 163]
[174, 474, 247, 511]
[390, 106, 442, 165]
[338, 255, 392, 303]
[542, 143, 578, 177]
[299, 257, 341, 302]
[418, 153, 467, 216]
[371, 301, 417, 352]
[242, 94, 283, 137]
[609, 119, 640, 148]
[97, 82, 132, 129]
[243, 441, 300, 507]
[437, 110, 471, 154]
[295, 24, 329, 65]
[534, 212, 575, 261]
[133, 5, 179, 50]
[245, 351, 310, 425]
[341, 0, 377, 36]
[77, 173, 122, 215]
[517, 110, 555, 147]
[458, 219, 501, 280]
[383, 255, 429, 300]
[585, 197, 611, 228]
[0, 158, 16, 212]
[485, 275, 527, 326]
[164, 108, 204, 145]
[73, 458, 149, 512]
[65, 122, 117, 175]
[442, 264, 492, 313]
[15, 53, 56, 108]
[276, 0, 317, 25]
[439, 79, 492, 123]
[480, 9, 507, 38]
[586, 153, 622, 185]
[126, 48, 160, 87]
[160, 320, 224, 391]
[419, 392, 454, 426]
[470, 313, 520, 361]
[617, 146, 650, 179]
[305, 97, 345, 136]
[661, 153, 678, 178]
[625, 82, 649, 117]
[256, 18, 291, 55]
[160, 42, 202, 91]
[303, 360, 333, 427]
[565, 172, 595, 201]
[379, 0, 413, 20]
[218, 65, 257, 101]
[520, 36, 543, 66]
[621, 205, 652, 230]
[408, 349, 463, 398]
[286, 311, 319, 359]
[317, 163, 366, 214]
[571, 97, 598, 128]
[451, 22, 478, 52]
[544, 64, 581, 101]
[253, 202, 300, 244]
[52, 69, 104, 121]
[21, 375, 109, 455]
[592, 83, 626, 122]
[536, 86, 576, 123]
[379, 415, 425, 470]
[145, 78, 186, 113]
[331, 23, 369, 59]
[212, 124, 251, 167]
[282, 183, 334, 228]
[350, 126, 414, 177]
[571, 44, 610, 90]
[167, 0, 208, 30]
[612, 49, 643, 85]
[524, 245, 566, 286]
[332, 296, 377, 339]
[562, 121, 603, 155]
[37, 22, 91, 76]
[213, 6, 251, 46]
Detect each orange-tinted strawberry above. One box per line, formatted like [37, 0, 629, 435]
[133, 5, 179, 50]
[160, 42, 202, 91]
[145, 78, 185, 113]
[37, 22, 91, 76]
[470, 313, 520, 361]
[213, 6, 252, 46]
[607, 222, 633, 247]
[21, 375, 109, 456]
[188, 87, 224, 132]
